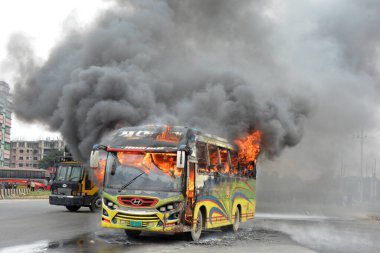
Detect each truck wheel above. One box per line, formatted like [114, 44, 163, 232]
[188, 210, 203, 241]
[66, 205, 81, 212]
[89, 196, 102, 212]
[125, 230, 141, 238]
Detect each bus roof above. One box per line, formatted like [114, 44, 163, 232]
[107, 125, 235, 151]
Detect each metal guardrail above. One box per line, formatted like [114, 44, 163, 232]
[0, 188, 31, 199]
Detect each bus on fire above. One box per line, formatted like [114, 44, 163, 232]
[91, 125, 260, 241]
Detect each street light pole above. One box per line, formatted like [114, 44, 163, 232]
[359, 129, 366, 202]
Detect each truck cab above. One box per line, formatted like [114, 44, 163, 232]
[49, 158, 101, 212]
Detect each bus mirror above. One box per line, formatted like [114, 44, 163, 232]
[111, 162, 117, 176]
[92, 144, 107, 151]
[176, 151, 186, 169]
[90, 150, 100, 168]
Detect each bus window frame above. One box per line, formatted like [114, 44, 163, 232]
[196, 142, 236, 176]
[229, 150, 239, 176]
[219, 147, 231, 175]
[196, 141, 209, 174]
[208, 143, 220, 174]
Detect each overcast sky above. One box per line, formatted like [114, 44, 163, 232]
[0, 0, 109, 140]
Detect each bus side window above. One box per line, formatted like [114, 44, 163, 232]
[230, 151, 239, 176]
[247, 161, 256, 178]
[196, 142, 208, 174]
[208, 144, 219, 173]
[219, 148, 230, 174]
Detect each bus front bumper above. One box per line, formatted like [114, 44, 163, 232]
[101, 218, 190, 233]
[49, 195, 84, 206]
[101, 208, 190, 233]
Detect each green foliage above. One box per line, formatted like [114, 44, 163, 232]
[27, 190, 51, 197]
[38, 150, 64, 169]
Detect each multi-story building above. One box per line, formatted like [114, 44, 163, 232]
[0, 81, 12, 168]
[10, 139, 65, 168]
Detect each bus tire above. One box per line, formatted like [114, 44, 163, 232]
[125, 230, 141, 238]
[232, 208, 240, 232]
[188, 210, 203, 241]
[66, 205, 81, 212]
[221, 208, 240, 233]
[89, 196, 102, 212]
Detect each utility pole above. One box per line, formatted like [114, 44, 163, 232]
[356, 129, 366, 202]
[373, 159, 377, 199]
[375, 159, 378, 199]
[360, 129, 364, 180]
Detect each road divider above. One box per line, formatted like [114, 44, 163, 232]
[0, 188, 31, 199]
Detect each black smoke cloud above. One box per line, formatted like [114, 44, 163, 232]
[11, 0, 313, 161]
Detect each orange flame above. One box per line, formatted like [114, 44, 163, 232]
[116, 152, 182, 177]
[156, 125, 181, 143]
[92, 154, 106, 187]
[234, 130, 262, 165]
[95, 158, 106, 185]
[186, 165, 195, 200]
[220, 149, 230, 174]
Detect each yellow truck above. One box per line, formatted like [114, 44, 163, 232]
[49, 158, 101, 212]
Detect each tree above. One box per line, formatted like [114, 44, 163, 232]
[38, 150, 64, 169]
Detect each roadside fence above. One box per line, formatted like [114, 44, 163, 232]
[0, 188, 31, 199]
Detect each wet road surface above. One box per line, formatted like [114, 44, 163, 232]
[1, 199, 380, 253]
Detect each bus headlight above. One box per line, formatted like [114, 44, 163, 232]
[157, 202, 181, 212]
[103, 198, 119, 210]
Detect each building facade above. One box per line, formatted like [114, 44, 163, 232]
[10, 139, 65, 168]
[0, 81, 12, 168]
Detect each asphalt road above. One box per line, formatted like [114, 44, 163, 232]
[0, 199, 379, 253]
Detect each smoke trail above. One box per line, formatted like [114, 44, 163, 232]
[10, 0, 312, 161]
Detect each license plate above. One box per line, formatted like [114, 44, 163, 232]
[130, 220, 142, 227]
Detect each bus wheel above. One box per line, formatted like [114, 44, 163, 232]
[89, 196, 102, 212]
[125, 230, 141, 238]
[66, 205, 81, 212]
[221, 208, 240, 233]
[232, 208, 240, 232]
[189, 210, 203, 241]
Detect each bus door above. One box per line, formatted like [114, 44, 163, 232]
[185, 161, 196, 223]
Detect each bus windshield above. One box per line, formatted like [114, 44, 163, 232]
[105, 152, 183, 192]
[55, 165, 83, 182]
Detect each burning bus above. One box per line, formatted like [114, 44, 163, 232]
[91, 125, 261, 241]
